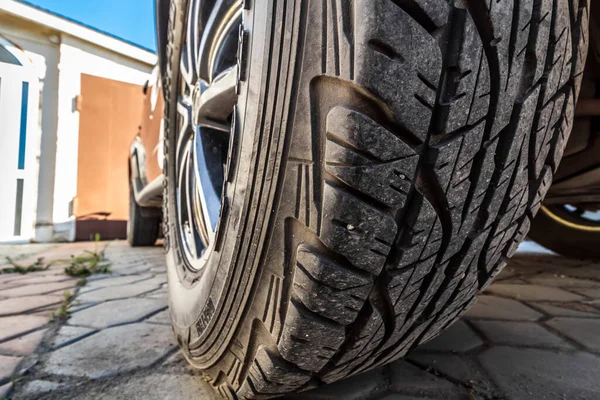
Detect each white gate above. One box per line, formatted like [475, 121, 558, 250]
[0, 40, 39, 242]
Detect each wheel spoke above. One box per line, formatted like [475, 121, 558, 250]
[184, 144, 201, 257]
[194, 125, 224, 235]
[197, 0, 242, 82]
[176, 98, 194, 166]
[195, 65, 238, 126]
[181, 0, 201, 87]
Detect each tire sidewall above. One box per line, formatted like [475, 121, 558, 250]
[163, 0, 268, 366]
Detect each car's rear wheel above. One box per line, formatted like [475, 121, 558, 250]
[529, 204, 600, 259]
[162, 0, 589, 398]
[127, 187, 160, 247]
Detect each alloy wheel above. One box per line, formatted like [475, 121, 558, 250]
[175, 0, 242, 271]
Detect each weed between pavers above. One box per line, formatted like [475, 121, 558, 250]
[51, 290, 75, 321]
[0, 234, 112, 277]
[1, 257, 49, 274]
[63, 234, 112, 277]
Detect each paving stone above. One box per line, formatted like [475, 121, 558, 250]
[0, 382, 12, 398]
[15, 274, 74, 285]
[560, 268, 600, 281]
[494, 265, 519, 280]
[0, 329, 46, 356]
[137, 274, 167, 287]
[465, 295, 543, 321]
[0, 295, 63, 316]
[0, 281, 77, 298]
[161, 350, 186, 366]
[418, 321, 483, 353]
[472, 320, 571, 349]
[51, 326, 96, 349]
[65, 373, 215, 399]
[571, 288, 600, 299]
[82, 273, 154, 289]
[0, 243, 56, 262]
[527, 274, 600, 288]
[288, 366, 387, 400]
[388, 360, 465, 398]
[110, 263, 154, 275]
[528, 302, 600, 318]
[68, 298, 166, 329]
[0, 354, 22, 381]
[546, 318, 600, 352]
[0, 315, 48, 342]
[84, 273, 113, 282]
[76, 283, 160, 303]
[479, 347, 600, 399]
[21, 379, 61, 395]
[407, 352, 498, 397]
[487, 284, 586, 302]
[146, 309, 171, 325]
[144, 288, 168, 300]
[44, 323, 176, 378]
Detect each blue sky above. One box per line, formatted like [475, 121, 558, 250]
[24, 0, 157, 51]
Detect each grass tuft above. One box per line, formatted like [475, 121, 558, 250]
[1, 257, 49, 274]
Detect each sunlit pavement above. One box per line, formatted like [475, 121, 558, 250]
[1, 241, 599, 399]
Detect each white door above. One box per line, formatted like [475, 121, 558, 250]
[0, 42, 39, 243]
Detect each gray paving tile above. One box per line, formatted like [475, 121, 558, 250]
[528, 302, 600, 318]
[286, 366, 387, 400]
[68, 298, 166, 329]
[65, 373, 216, 399]
[479, 347, 600, 400]
[526, 274, 600, 288]
[51, 326, 96, 349]
[146, 309, 171, 325]
[472, 320, 571, 349]
[546, 318, 600, 352]
[388, 360, 465, 398]
[82, 273, 154, 290]
[407, 353, 498, 397]
[464, 295, 543, 321]
[21, 380, 62, 396]
[43, 323, 176, 379]
[486, 284, 586, 302]
[110, 263, 154, 275]
[76, 283, 160, 303]
[571, 288, 600, 299]
[418, 321, 483, 353]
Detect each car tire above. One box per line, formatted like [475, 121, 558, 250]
[127, 187, 160, 247]
[162, 0, 589, 398]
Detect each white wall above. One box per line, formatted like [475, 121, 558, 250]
[0, 15, 153, 242]
[0, 21, 60, 242]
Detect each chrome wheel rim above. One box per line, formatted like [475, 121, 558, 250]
[175, 0, 242, 271]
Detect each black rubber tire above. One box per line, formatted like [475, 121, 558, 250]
[529, 205, 600, 259]
[162, 0, 589, 398]
[127, 187, 160, 247]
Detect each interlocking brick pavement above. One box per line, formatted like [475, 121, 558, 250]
[1, 241, 599, 399]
